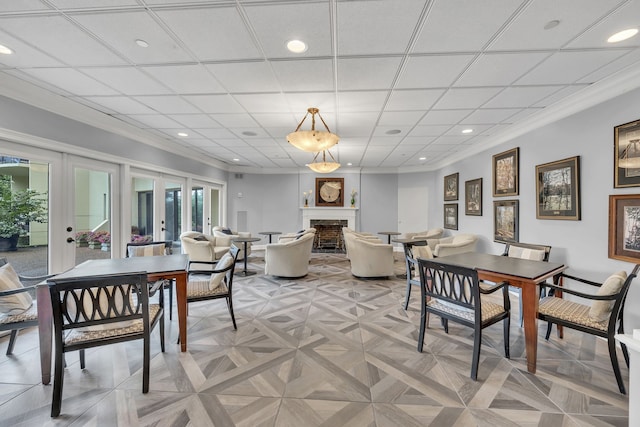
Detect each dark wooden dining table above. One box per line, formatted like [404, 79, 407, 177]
[36, 254, 189, 385]
[434, 252, 566, 374]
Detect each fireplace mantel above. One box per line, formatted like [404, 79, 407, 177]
[302, 207, 358, 230]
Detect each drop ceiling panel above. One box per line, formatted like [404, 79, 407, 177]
[168, 114, 221, 128]
[271, 59, 334, 92]
[284, 93, 336, 113]
[251, 113, 297, 128]
[19, 68, 119, 96]
[82, 96, 159, 114]
[134, 95, 201, 114]
[396, 55, 476, 89]
[141, 65, 226, 94]
[483, 86, 560, 108]
[48, 0, 138, 7]
[0, 31, 63, 67]
[233, 93, 289, 113]
[488, 0, 621, 51]
[0, 1, 53, 12]
[209, 114, 259, 128]
[194, 128, 238, 139]
[413, 0, 521, 53]
[123, 114, 183, 128]
[433, 87, 503, 109]
[337, 57, 402, 90]
[0, 15, 127, 66]
[154, 6, 261, 61]
[408, 125, 452, 137]
[455, 52, 550, 86]
[577, 49, 640, 83]
[378, 110, 425, 126]
[205, 61, 280, 93]
[244, 2, 332, 58]
[567, 1, 640, 49]
[460, 109, 523, 124]
[337, 91, 388, 112]
[419, 109, 473, 125]
[337, 0, 425, 55]
[386, 89, 444, 111]
[182, 94, 245, 114]
[82, 67, 173, 95]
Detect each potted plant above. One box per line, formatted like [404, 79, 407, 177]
[87, 231, 108, 249]
[75, 230, 91, 247]
[0, 175, 47, 252]
[98, 231, 111, 251]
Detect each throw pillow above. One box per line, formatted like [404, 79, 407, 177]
[0, 263, 33, 314]
[508, 246, 546, 261]
[128, 243, 166, 257]
[221, 228, 233, 235]
[193, 235, 208, 241]
[297, 229, 305, 234]
[209, 252, 235, 290]
[589, 271, 627, 322]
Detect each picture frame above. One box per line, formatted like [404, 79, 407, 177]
[444, 203, 458, 230]
[608, 194, 640, 262]
[315, 177, 344, 207]
[614, 119, 640, 188]
[493, 147, 519, 197]
[444, 172, 459, 201]
[493, 200, 519, 243]
[536, 156, 581, 220]
[465, 178, 483, 216]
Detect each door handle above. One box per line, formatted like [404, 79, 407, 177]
[67, 237, 75, 243]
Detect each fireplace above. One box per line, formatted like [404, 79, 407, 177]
[311, 219, 348, 252]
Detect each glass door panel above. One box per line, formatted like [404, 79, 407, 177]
[74, 167, 111, 265]
[165, 180, 182, 246]
[191, 186, 204, 232]
[131, 177, 154, 242]
[210, 188, 220, 232]
[0, 155, 49, 276]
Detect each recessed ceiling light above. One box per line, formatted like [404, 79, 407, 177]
[177, 132, 188, 137]
[543, 20, 560, 30]
[419, 157, 426, 161]
[462, 128, 473, 134]
[347, 162, 353, 166]
[242, 131, 257, 136]
[135, 39, 149, 48]
[232, 158, 240, 162]
[286, 39, 307, 53]
[0, 44, 13, 55]
[607, 28, 639, 43]
[385, 129, 402, 135]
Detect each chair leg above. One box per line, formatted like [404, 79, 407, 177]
[622, 342, 630, 368]
[79, 349, 85, 369]
[608, 338, 626, 394]
[403, 280, 412, 310]
[471, 328, 482, 381]
[503, 317, 510, 359]
[227, 296, 237, 330]
[159, 313, 165, 353]
[168, 281, 173, 321]
[442, 318, 449, 334]
[545, 322, 553, 340]
[142, 337, 150, 393]
[417, 307, 427, 353]
[51, 350, 65, 417]
[518, 291, 523, 328]
[6, 329, 18, 355]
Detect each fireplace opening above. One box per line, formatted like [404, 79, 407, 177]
[310, 219, 348, 253]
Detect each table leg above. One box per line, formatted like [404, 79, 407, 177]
[236, 241, 256, 276]
[268, 235, 273, 243]
[175, 271, 188, 352]
[36, 284, 52, 385]
[520, 280, 539, 374]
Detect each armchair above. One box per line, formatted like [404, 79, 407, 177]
[265, 232, 315, 278]
[537, 265, 639, 394]
[277, 227, 316, 243]
[342, 227, 382, 259]
[427, 233, 477, 257]
[0, 258, 52, 355]
[212, 226, 252, 259]
[402, 227, 444, 241]
[180, 231, 231, 269]
[347, 237, 394, 278]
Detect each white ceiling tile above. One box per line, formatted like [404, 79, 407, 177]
[272, 59, 334, 92]
[0, 30, 63, 67]
[195, 129, 239, 139]
[577, 49, 640, 84]
[134, 95, 201, 114]
[400, 136, 436, 146]
[182, 94, 245, 114]
[20, 68, 119, 95]
[532, 85, 588, 107]
[338, 112, 379, 128]
[337, 57, 401, 90]
[445, 125, 493, 135]
[337, 0, 425, 55]
[70, 11, 194, 64]
[337, 91, 388, 112]
[48, 0, 138, 8]
[397, 55, 476, 89]
[408, 125, 451, 137]
[154, 7, 261, 61]
[285, 93, 336, 113]
[460, 109, 523, 124]
[0, 1, 53, 12]
[205, 61, 280, 93]
[567, 1, 640, 49]
[455, 52, 550, 86]
[483, 86, 562, 108]
[244, 2, 332, 58]
[413, 0, 521, 53]
[433, 87, 502, 109]
[82, 67, 173, 95]
[167, 114, 221, 128]
[489, 0, 622, 51]
[386, 89, 445, 110]
[419, 109, 473, 125]
[141, 65, 226, 94]
[233, 93, 289, 113]
[125, 114, 183, 128]
[0, 15, 127, 66]
[251, 113, 298, 128]
[378, 111, 425, 126]
[516, 50, 629, 85]
[211, 114, 259, 128]
[83, 96, 158, 114]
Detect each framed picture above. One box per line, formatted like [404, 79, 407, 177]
[465, 178, 483, 216]
[444, 203, 458, 230]
[444, 173, 459, 201]
[493, 147, 519, 197]
[609, 194, 640, 262]
[315, 177, 344, 207]
[536, 156, 581, 220]
[614, 119, 640, 188]
[493, 200, 519, 243]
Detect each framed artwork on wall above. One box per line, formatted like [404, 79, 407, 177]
[444, 173, 459, 201]
[493, 147, 519, 197]
[315, 177, 344, 207]
[536, 156, 581, 220]
[609, 194, 640, 262]
[465, 178, 482, 216]
[614, 119, 640, 188]
[493, 200, 519, 243]
[444, 203, 458, 230]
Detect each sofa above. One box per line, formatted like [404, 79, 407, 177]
[427, 233, 478, 257]
[264, 232, 315, 278]
[346, 237, 394, 278]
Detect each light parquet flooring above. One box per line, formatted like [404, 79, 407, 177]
[0, 252, 630, 426]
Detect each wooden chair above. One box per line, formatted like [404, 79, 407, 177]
[0, 258, 52, 355]
[126, 241, 174, 319]
[48, 272, 165, 417]
[537, 264, 639, 394]
[417, 258, 511, 380]
[401, 240, 430, 309]
[184, 245, 240, 332]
